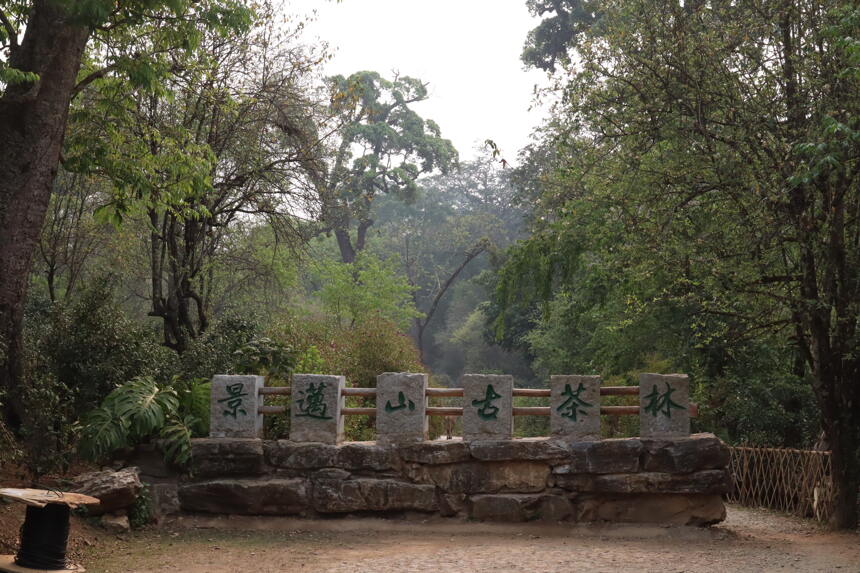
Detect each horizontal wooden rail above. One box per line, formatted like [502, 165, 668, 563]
[260, 385, 641, 398]
[258, 404, 698, 416]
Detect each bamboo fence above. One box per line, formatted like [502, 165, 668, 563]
[727, 445, 835, 523]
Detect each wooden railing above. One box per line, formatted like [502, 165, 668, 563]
[257, 385, 698, 417]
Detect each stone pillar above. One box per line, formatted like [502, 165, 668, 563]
[376, 372, 428, 444]
[290, 374, 345, 444]
[462, 374, 513, 441]
[639, 373, 690, 438]
[210, 375, 264, 438]
[550, 375, 601, 441]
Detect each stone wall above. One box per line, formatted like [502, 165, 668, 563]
[180, 433, 731, 525]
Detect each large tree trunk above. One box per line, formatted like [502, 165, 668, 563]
[0, 2, 90, 427]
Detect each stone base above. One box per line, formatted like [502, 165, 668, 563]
[0, 555, 84, 572]
[183, 433, 732, 526]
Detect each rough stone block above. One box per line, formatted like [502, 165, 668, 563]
[556, 470, 732, 495]
[179, 478, 308, 515]
[462, 374, 513, 441]
[334, 442, 400, 471]
[290, 374, 344, 444]
[408, 460, 550, 494]
[312, 479, 437, 513]
[265, 441, 337, 469]
[469, 494, 529, 522]
[639, 373, 690, 438]
[641, 433, 730, 473]
[148, 482, 180, 518]
[577, 493, 726, 526]
[469, 493, 573, 522]
[550, 375, 601, 440]
[376, 372, 428, 444]
[398, 440, 471, 465]
[587, 438, 642, 474]
[191, 438, 265, 478]
[469, 438, 568, 461]
[72, 467, 142, 515]
[210, 375, 263, 438]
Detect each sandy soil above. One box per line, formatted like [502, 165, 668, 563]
[70, 505, 860, 573]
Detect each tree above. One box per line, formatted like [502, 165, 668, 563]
[0, 0, 252, 425]
[63, 5, 324, 353]
[318, 71, 457, 263]
[505, 0, 860, 527]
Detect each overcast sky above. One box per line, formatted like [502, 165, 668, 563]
[288, 0, 549, 164]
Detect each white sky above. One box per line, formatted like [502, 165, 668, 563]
[287, 0, 549, 164]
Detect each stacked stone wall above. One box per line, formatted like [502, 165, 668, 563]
[180, 433, 731, 525]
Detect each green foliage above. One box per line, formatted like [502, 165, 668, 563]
[233, 337, 296, 382]
[314, 251, 421, 330]
[128, 484, 153, 529]
[16, 370, 77, 477]
[160, 414, 198, 466]
[77, 376, 208, 466]
[24, 280, 169, 413]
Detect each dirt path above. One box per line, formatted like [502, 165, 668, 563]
[72, 506, 860, 572]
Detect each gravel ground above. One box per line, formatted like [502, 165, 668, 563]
[79, 505, 860, 573]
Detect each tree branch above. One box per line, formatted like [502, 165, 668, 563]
[0, 10, 17, 51]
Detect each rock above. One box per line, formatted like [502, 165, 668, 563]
[557, 470, 732, 495]
[408, 461, 550, 494]
[179, 478, 308, 515]
[100, 512, 130, 533]
[437, 493, 468, 517]
[469, 438, 568, 462]
[577, 493, 726, 525]
[209, 375, 263, 438]
[311, 479, 363, 512]
[469, 494, 528, 522]
[469, 493, 573, 522]
[586, 438, 641, 474]
[148, 482, 180, 518]
[525, 494, 573, 522]
[312, 479, 437, 513]
[334, 442, 399, 471]
[641, 433, 730, 473]
[398, 440, 471, 465]
[265, 441, 337, 469]
[312, 468, 351, 480]
[191, 438, 265, 478]
[73, 467, 142, 515]
[552, 441, 592, 474]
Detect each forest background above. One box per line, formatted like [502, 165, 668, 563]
[0, 0, 857, 528]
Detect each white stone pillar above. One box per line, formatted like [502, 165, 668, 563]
[550, 375, 601, 441]
[290, 374, 345, 444]
[376, 372, 428, 444]
[209, 375, 264, 438]
[639, 373, 690, 438]
[462, 374, 513, 441]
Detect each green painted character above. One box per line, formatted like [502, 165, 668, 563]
[643, 383, 684, 418]
[219, 383, 249, 418]
[384, 391, 415, 413]
[296, 382, 333, 420]
[556, 382, 593, 421]
[472, 384, 502, 421]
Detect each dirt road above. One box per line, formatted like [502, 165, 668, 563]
[75, 505, 860, 572]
